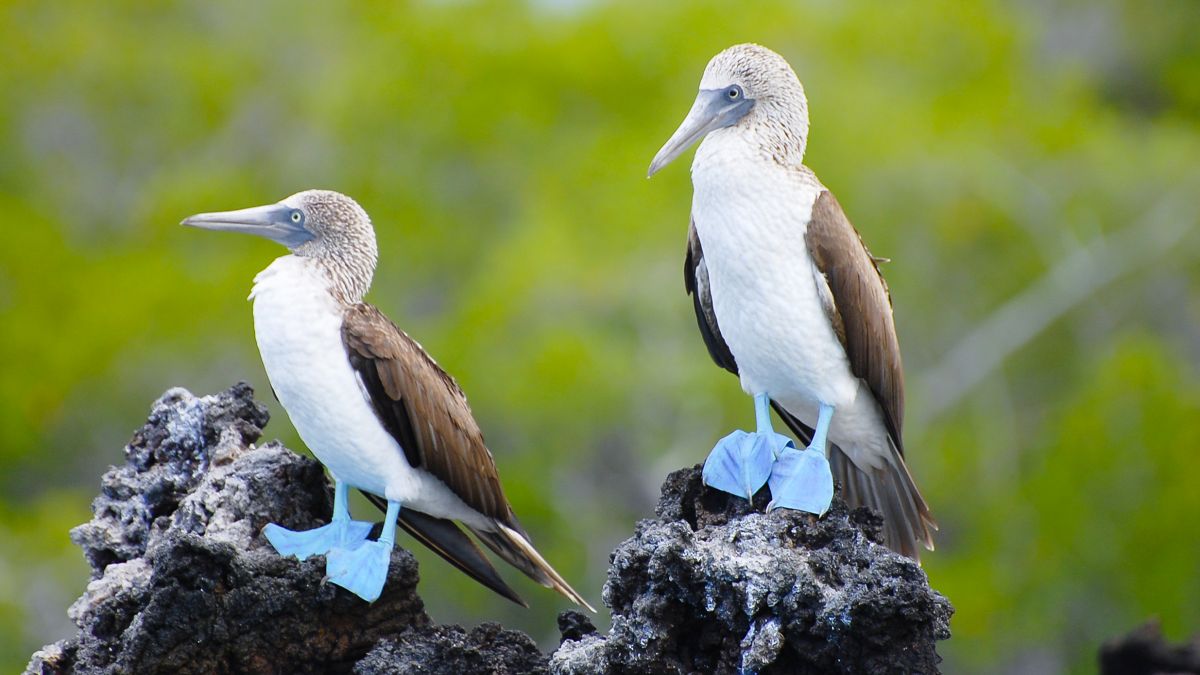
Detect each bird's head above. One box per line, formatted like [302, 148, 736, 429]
[182, 189, 379, 300]
[648, 43, 809, 177]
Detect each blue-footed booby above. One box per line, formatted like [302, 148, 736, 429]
[183, 190, 592, 607]
[648, 44, 936, 559]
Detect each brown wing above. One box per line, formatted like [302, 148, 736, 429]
[805, 190, 905, 452]
[342, 303, 512, 522]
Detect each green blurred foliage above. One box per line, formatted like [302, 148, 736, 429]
[1, 0, 1198, 672]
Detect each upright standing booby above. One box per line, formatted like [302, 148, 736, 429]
[183, 190, 591, 607]
[648, 44, 936, 559]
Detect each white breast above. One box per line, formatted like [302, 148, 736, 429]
[691, 131, 889, 467]
[249, 256, 486, 524]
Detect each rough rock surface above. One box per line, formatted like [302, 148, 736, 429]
[1099, 620, 1200, 675]
[354, 623, 549, 675]
[23, 384, 532, 675]
[551, 466, 954, 675]
[26, 384, 953, 674]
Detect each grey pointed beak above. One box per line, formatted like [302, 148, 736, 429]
[648, 89, 754, 177]
[181, 202, 315, 249]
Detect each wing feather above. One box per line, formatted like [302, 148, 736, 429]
[341, 303, 512, 523]
[804, 190, 905, 452]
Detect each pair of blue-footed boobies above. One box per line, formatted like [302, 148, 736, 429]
[183, 42, 933, 608]
[650, 44, 936, 559]
[183, 191, 591, 608]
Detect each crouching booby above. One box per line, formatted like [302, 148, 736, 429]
[183, 190, 591, 607]
[648, 44, 936, 559]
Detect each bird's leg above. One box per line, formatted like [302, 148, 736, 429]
[263, 478, 373, 560]
[702, 393, 796, 501]
[768, 403, 835, 515]
[809, 404, 833, 457]
[326, 500, 400, 602]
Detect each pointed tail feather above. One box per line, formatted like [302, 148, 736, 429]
[830, 444, 937, 560]
[772, 404, 936, 560]
[361, 492, 528, 607]
[470, 522, 595, 612]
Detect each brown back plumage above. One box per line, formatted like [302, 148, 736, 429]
[342, 303, 592, 609]
[802, 191, 935, 559]
[804, 191, 906, 448]
[342, 303, 512, 521]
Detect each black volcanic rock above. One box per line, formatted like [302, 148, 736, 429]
[24, 385, 431, 675]
[355, 623, 549, 675]
[551, 467, 954, 675]
[1100, 620, 1200, 675]
[26, 384, 953, 674]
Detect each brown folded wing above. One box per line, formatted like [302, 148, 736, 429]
[804, 190, 905, 452]
[341, 303, 512, 523]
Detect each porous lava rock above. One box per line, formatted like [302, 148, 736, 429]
[551, 466, 953, 674]
[26, 384, 954, 675]
[25, 385, 439, 674]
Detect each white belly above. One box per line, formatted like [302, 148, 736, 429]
[691, 135, 890, 468]
[249, 256, 487, 522]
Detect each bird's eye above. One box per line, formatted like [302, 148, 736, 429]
[290, 210, 302, 223]
[726, 86, 742, 100]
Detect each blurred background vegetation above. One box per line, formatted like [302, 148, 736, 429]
[1, 0, 1198, 672]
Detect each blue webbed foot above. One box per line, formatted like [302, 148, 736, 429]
[264, 478, 373, 560]
[326, 499, 401, 603]
[766, 401, 836, 515]
[326, 540, 394, 602]
[703, 429, 792, 500]
[263, 519, 373, 561]
[767, 445, 834, 515]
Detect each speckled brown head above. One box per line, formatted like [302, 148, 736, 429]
[649, 43, 810, 175]
[182, 189, 379, 303]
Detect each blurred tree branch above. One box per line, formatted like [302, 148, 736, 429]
[912, 179, 1200, 430]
